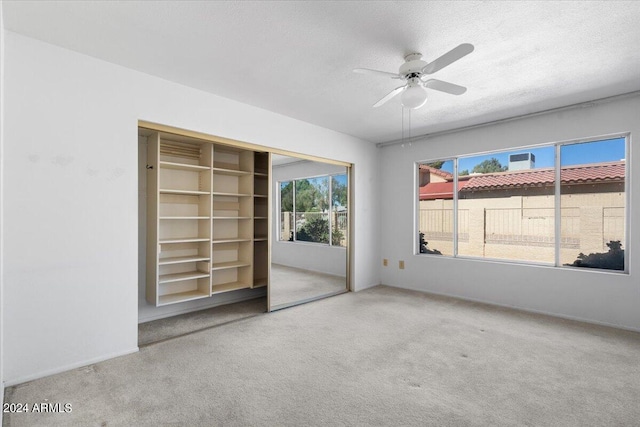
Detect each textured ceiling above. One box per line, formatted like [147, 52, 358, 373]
[4, 1, 640, 144]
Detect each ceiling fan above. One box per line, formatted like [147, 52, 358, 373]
[354, 43, 474, 109]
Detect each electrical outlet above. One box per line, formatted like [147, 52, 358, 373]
[399, 260, 405, 269]
[383, 259, 388, 266]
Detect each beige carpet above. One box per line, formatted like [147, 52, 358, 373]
[138, 297, 267, 346]
[4, 285, 640, 426]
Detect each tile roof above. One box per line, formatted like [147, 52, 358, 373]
[461, 161, 624, 191]
[461, 168, 555, 191]
[419, 161, 624, 199]
[560, 161, 625, 184]
[419, 181, 467, 200]
[419, 164, 453, 180]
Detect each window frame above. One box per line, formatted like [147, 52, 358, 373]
[415, 132, 629, 274]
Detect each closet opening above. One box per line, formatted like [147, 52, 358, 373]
[137, 123, 352, 345]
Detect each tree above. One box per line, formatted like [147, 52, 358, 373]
[331, 228, 344, 246]
[459, 169, 469, 176]
[295, 215, 344, 245]
[280, 181, 294, 212]
[419, 232, 442, 255]
[472, 158, 507, 174]
[294, 179, 315, 212]
[282, 178, 328, 213]
[296, 215, 330, 244]
[426, 160, 445, 169]
[565, 240, 624, 271]
[284, 176, 344, 213]
[331, 176, 347, 209]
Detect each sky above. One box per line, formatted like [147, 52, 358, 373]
[332, 174, 347, 186]
[439, 137, 625, 174]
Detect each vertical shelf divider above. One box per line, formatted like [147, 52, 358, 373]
[253, 152, 270, 289]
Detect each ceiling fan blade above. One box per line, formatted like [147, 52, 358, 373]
[421, 43, 474, 75]
[353, 68, 403, 79]
[423, 79, 467, 95]
[373, 85, 406, 107]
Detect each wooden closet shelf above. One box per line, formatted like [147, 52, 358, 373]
[160, 189, 210, 196]
[211, 261, 251, 271]
[159, 256, 210, 265]
[212, 192, 251, 197]
[211, 282, 252, 294]
[160, 216, 210, 220]
[212, 216, 251, 220]
[158, 291, 210, 306]
[160, 238, 210, 244]
[212, 238, 252, 244]
[212, 167, 252, 177]
[159, 161, 210, 171]
[159, 271, 210, 284]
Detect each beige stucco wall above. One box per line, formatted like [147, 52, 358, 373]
[419, 191, 624, 264]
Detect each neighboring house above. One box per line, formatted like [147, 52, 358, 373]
[418, 160, 625, 263]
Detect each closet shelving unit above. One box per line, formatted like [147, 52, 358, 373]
[145, 131, 270, 306]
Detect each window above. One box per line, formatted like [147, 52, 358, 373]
[560, 138, 626, 271]
[416, 135, 627, 272]
[457, 146, 556, 264]
[279, 174, 348, 247]
[417, 160, 455, 256]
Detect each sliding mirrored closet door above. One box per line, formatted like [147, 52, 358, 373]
[268, 154, 350, 311]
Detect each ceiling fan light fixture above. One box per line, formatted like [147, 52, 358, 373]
[401, 84, 428, 109]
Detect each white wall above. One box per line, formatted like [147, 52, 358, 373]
[1, 32, 380, 385]
[0, 0, 5, 413]
[380, 94, 640, 331]
[271, 159, 347, 277]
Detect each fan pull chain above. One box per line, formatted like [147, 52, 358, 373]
[401, 106, 412, 147]
[402, 106, 405, 143]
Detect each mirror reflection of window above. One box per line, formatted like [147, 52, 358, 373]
[295, 177, 330, 244]
[331, 174, 348, 247]
[280, 181, 293, 241]
[271, 155, 350, 311]
[278, 173, 348, 247]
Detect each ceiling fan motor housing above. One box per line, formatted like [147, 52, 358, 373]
[399, 53, 427, 77]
